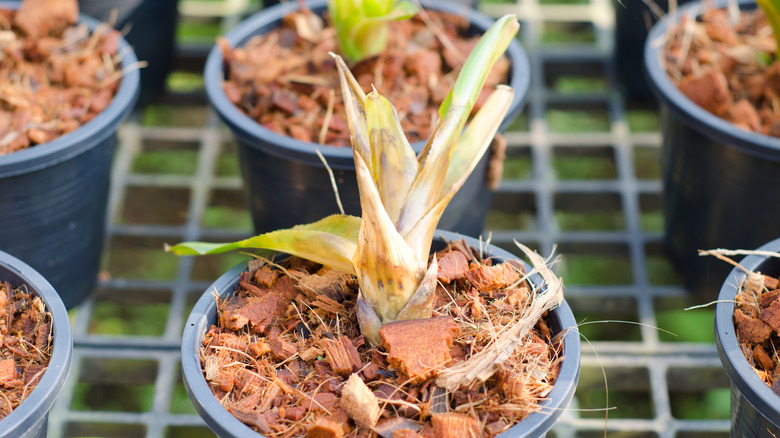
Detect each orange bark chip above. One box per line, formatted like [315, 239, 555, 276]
[379, 316, 460, 383]
[430, 412, 482, 438]
[437, 252, 469, 284]
[465, 262, 520, 291]
[0, 359, 17, 386]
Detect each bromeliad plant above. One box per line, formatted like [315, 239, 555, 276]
[167, 14, 519, 345]
[328, 0, 418, 62]
[756, 0, 780, 57]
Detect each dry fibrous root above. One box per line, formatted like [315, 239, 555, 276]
[701, 248, 780, 394]
[0, 281, 53, 419]
[199, 240, 565, 437]
[0, 0, 128, 155]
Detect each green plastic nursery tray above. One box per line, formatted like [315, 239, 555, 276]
[43, 0, 730, 437]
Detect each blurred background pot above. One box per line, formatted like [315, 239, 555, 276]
[715, 238, 780, 436]
[0, 3, 141, 308]
[643, 0, 780, 295]
[614, 0, 691, 100]
[181, 231, 580, 438]
[78, 0, 179, 105]
[0, 250, 73, 438]
[204, 0, 530, 236]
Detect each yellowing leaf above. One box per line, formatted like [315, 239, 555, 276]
[166, 215, 360, 275]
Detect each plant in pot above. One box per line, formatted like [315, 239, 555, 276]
[172, 15, 579, 437]
[204, 0, 530, 236]
[709, 241, 780, 435]
[643, 0, 780, 295]
[0, 0, 140, 308]
[0, 250, 73, 438]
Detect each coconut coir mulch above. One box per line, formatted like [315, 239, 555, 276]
[0, 282, 53, 419]
[730, 266, 780, 394]
[219, 6, 510, 146]
[200, 240, 564, 438]
[0, 0, 125, 155]
[662, 6, 780, 136]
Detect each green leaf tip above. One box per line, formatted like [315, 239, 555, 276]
[328, 0, 417, 62]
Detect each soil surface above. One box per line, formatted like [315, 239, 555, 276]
[200, 240, 562, 437]
[0, 282, 53, 419]
[220, 7, 510, 146]
[732, 270, 780, 394]
[662, 7, 780, 136]
[0, 0, 123, 155]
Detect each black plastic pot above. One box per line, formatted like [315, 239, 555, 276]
[0, 3, 140, 309]
[715, 238, 780, 437]
[182, 230, 580, 438]
[644, 0, 780, 296]
[0, 250, 73, 438]
[204, 0, 530, 236]
[614, 0, 691, 100]
[79, 0, 179, 105]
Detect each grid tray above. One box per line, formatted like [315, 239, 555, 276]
[44, 1, 732, 437]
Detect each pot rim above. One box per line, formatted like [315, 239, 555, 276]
[0, 2, 141, 177]
[0, 250, 73, 438]
[203, 0, 530, 168]
[643, 0, 780, 161]
[181, 230, 581, 438]
[715, 237, 780, 422]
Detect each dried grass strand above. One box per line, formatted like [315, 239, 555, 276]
[436, 242, 564, 390]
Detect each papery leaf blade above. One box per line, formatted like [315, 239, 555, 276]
[402, 87, 512, 257]
[395, 108, 466, 253]
[333, 54, 372, 168]
[441, 85, 514, 198]
[365, 90, 418, 223]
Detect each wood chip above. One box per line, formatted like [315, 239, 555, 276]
[379, 316, 460, 383]
[465, 262, 520, 292]
[759, 299, 780, 332]
[298, 269, 354, 302]
[677, 69, 730, 115]
[437, 251, 469, 284]
[307, 417, 344, 438]
[374, 418, 424, 438]
[340, 374, 380, 428]
[753, 344, 775, 372]
[221, 293, 285, 333]
[735, 308, 773, 344]
[14, 0, 77, 38]
[0, 359, 17, 386]
[311, 295, 346, 316]
[766, 275, 780, 292]
[320, 335, 362, 375]
[430, 412, 482, 438]
[300, 346, 324, 362]
[270, 337, 298, 361]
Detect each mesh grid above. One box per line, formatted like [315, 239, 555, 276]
[42, 0, 732, 436]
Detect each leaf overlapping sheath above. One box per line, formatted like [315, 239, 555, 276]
[328, 0, 417, 62]
[167, 14, 520, 346]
